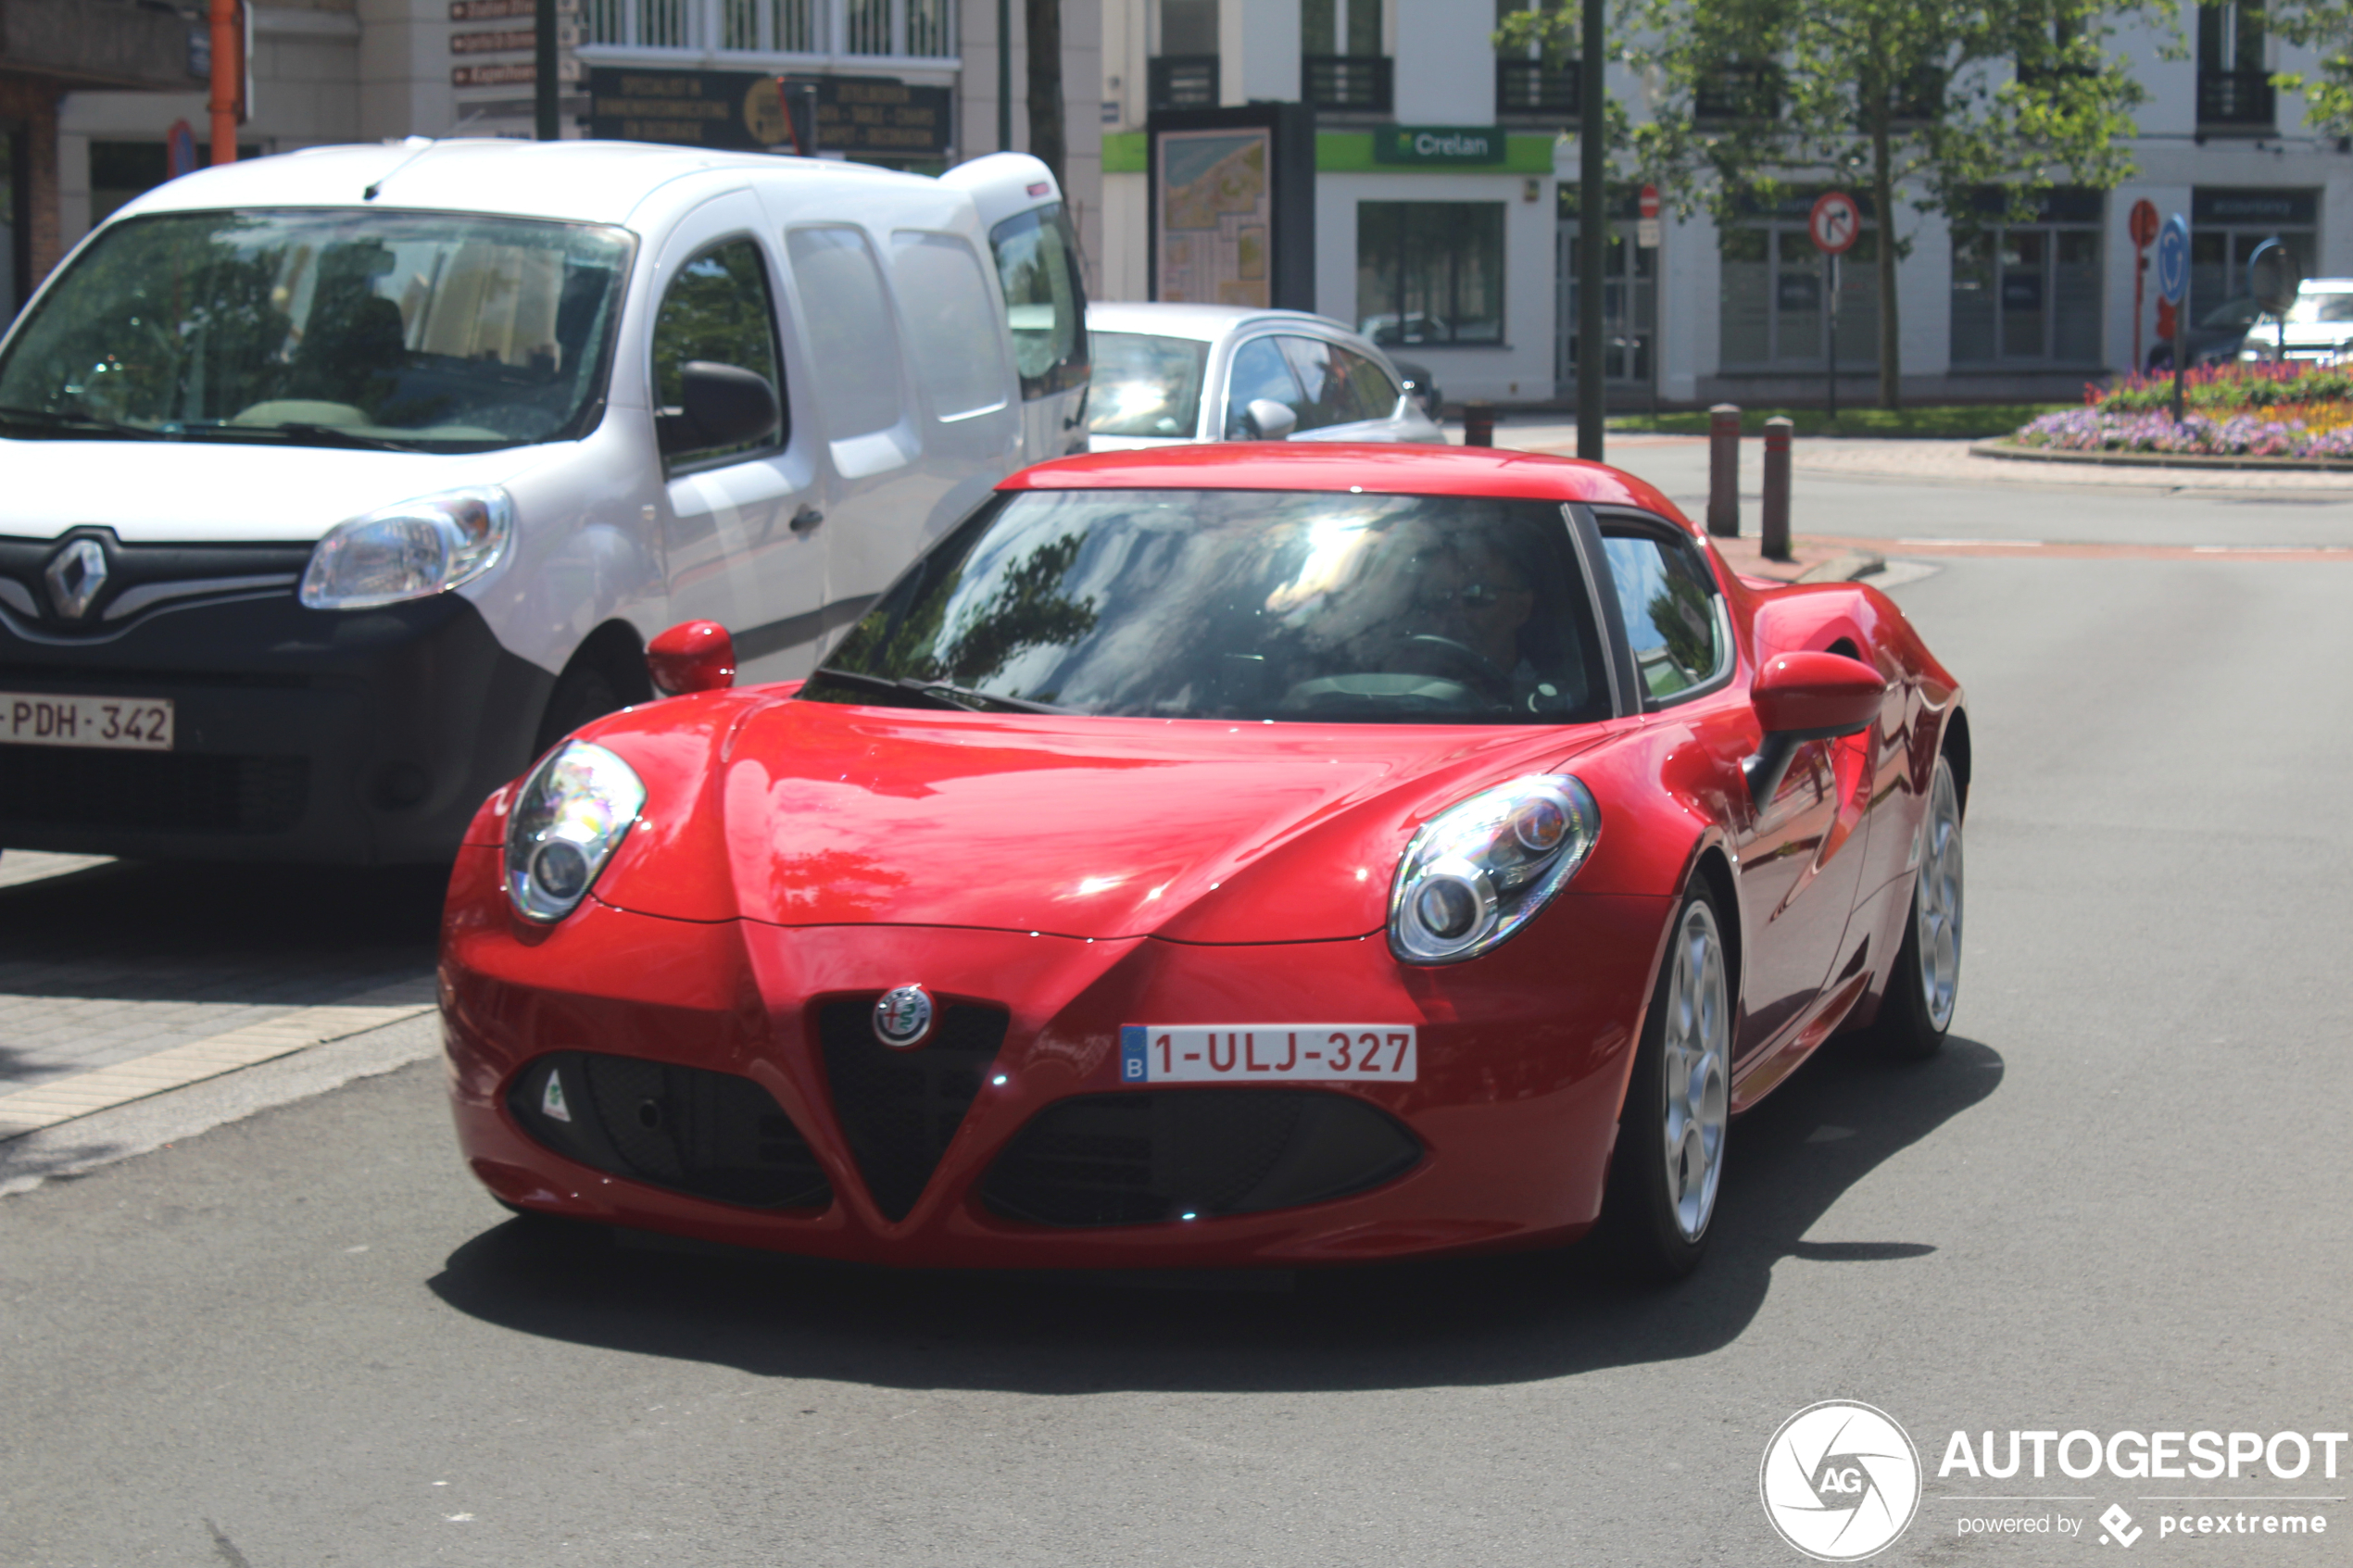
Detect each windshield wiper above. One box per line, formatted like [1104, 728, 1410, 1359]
[0, 405, 167, 441]
[246, 421, 448, 454]
[810, 669, 1070, 715]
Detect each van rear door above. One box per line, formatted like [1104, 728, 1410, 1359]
[941, 154, 1090, 462]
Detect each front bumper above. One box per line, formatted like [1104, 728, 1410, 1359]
[441, 845, 1672, 1267]
[0, 591, 551, 864]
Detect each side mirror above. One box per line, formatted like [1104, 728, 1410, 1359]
[657, 360, 779, 456]
[1242, 398, 1298, 441]
[1745, 650, 1882, 802]
[647, 620, 736, 696]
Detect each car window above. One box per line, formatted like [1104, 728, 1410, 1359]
[1276, 336, 1348, 431]
[1602, 529, 1730, 704]
[988, 203, 1089, 400]
[1088, 331, 1210, 437]
[1336, 345, 1402, 422]
[1223, 336, 1304, 437]
[810, 488, 1612, 725]
[786, 225, 903, 439]
[2287, 290, 2353, 324]
[889, 231, 1007, 420]
[0, 208, 632, 451]
[650, 236, 785, 467]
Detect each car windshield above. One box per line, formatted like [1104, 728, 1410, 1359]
[805, 488, 1614, 724]
[2284, 289, 2353, 324]
[0, 208, 633, 450]
[1086, 332, 1210, 438]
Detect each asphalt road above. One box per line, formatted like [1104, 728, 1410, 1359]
[4, 473, 2350, 1567]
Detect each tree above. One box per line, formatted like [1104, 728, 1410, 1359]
[1026, 0, 1066, 191]
[1499, 0, 2171, 408]
[2257, 1, 2353, 133]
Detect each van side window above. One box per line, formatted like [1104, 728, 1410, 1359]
[786, 225, 904, 438]
[889, 232, 1009, 420]
[650, 237, 785, 466]
[988, 203, 1089, 400]
[1602, 527, 1731, 704]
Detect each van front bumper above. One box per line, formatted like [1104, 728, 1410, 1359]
[0, 591, 552, 865]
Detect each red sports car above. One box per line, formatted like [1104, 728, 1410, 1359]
[440, 445, 1968, 1279]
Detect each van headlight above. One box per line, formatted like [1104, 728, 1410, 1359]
[299, 486, 511, 609]
[1389, 775, 1599, 964]
[505, 741, 646, 923]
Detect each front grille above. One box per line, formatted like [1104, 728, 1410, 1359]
[0, 746, 308, 834]
[981, 1090, 1422, 1228]
[508, 1051, 831, 1210]
[816, 997, 1007, 1221]
[0, 533, 311, 636]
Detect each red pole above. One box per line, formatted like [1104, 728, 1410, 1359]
[2133, 252, 2145, 372]
[209, 0, 239, 166]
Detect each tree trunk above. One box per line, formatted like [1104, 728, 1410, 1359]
[1025, 0, 1065, 192]
[1872, 119, 1901, 409]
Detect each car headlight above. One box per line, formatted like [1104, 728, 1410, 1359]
[504, 741, 646, 923]
[1389, 774, 1600, 964]
[299, 486, 511, 610]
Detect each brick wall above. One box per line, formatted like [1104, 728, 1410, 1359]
[0, 74, 63, 292]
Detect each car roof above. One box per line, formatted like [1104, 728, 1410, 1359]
[1001, 443, 1694, 524]
[112, 138, 917, 230]
[1086, 301, 1357, 343]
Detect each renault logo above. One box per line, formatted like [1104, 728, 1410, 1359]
[44, 537, 108, 620]
[872, 985, 936, 1049]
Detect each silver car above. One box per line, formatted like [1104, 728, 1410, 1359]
[1085, 302, 1446, 451]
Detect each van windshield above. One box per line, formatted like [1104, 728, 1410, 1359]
[0, 208, 633, 451]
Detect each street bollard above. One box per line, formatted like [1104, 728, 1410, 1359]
[1761, 416, 1793, 562]
[1463, 400, 1496, 447]
[1706, 404, 1740, 537]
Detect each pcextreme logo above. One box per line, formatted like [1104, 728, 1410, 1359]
[1760, 1400, 1924, 1561]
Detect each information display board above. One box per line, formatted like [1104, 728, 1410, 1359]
[587, 69, 949, 157]
[1148, 104, 1317, 313]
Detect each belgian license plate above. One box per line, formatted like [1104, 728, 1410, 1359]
[1120, 1024, 1417, 1084]
[0, 691, 175, 751]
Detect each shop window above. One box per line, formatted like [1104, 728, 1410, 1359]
[1951, 223, 2101, 364]
[1718, 217, 1878, 370]
[1356, 202, 1505, 347]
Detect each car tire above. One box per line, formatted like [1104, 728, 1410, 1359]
[1604, 881, 1734, 1282]
[1872, 751, 1964, 1061]
[534, 654, 627, 758]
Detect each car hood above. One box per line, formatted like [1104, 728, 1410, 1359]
[0, 435, 572, 544]
[596, 697, 1609, 943]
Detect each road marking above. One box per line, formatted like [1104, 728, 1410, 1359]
[0, 1001, 434, 1140]
[1847, 537, 2353, 562]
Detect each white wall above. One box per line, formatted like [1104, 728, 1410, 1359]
[1221, 0, 1300, 106]
[1393, 0, 1493, 125]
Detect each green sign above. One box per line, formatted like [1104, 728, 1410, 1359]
[1372, 125, 1506, 166]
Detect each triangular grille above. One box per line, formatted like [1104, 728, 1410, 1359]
[816, 998, 1007, 1221]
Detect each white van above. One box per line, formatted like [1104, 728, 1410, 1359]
[0, 139, 1088, 864]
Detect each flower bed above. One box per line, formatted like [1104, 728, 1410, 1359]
[2007, 363, 2353, 458]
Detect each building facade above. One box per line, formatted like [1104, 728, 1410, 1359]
[1099, 0, 2353, 406]
[31, 0, 1101, 310]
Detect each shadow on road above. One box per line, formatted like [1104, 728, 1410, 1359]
[0, 860, 444, 1003]
[427, 1032, 2003, 1393]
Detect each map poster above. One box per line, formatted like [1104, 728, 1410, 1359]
[1155, 128, 1272, 307]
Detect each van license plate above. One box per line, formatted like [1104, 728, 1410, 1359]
[1, 692, 175, 751]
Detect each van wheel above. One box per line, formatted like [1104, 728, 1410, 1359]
[534, 656, 627, 756]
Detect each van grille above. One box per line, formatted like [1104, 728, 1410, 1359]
[0, 746, 308, 834]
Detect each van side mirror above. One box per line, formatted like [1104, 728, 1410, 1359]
[1744, 650, 1882, 802]
[1242, 398, 1298, 441]
[657, 361, 779, 456]
[647, 620, 736, 696]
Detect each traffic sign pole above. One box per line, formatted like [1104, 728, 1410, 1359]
[2156, 212, 2190, 422]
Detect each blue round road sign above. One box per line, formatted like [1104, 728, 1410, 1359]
[2156, 213, 2190, 306]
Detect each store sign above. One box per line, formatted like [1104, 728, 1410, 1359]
[2191, 188, 2319, 227]
[1373, 125, 1505, 166]
[588, 69, 948, 156]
